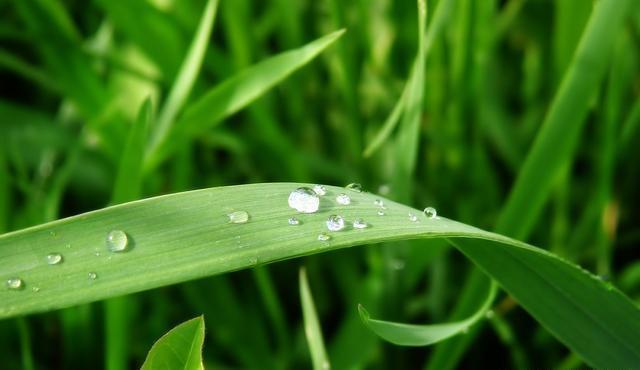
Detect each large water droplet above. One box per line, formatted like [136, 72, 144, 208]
[353, 218, 368, 229]
[288, 217, 301, 225]
[288, 187, 320, 213]
[317, 233, 331, 241]
[336, 193, 351, 205]
[423, 207, 437, 219]
[313, 184, 327, 196]
[88, 272, 98, 280]
[346, 183, 363, 193]
[6, 277, 23, 290]
[227, 210, 250, 224]
[326, 215, 346, 231]
[106, 230, 129, 252]
[46, 253, 63, 265]
[408, 213, 418, 222]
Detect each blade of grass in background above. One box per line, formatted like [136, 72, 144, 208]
[145, 29, 345, 169]
[148, 0, 219, 159]
[0, 183, 639, 367]
[300, 268, 331, 370]
[140, 316, 205, 370]
[427, 0, 634, 368]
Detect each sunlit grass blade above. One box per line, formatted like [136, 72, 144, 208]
[145, 30, 346, 170]
[0, 183, 639, 367]
[140, 316, 205, 370]
[363, 0, 456, 158]
[300, 268, 331, 370]
[358, 277, 495, 345]
[148, 0, 219, 157]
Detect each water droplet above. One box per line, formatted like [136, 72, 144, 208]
[249, 257, 258, 266]
[88, 272, 98, 280]
[288, 187, 320, 213]
[32, 287, 40, 293]
[105, 230, 129, 252]
[353, 218, 368, 229]
[288, 217, 301, 225]
[374, 199, 384, 207]
[345, 183, 363, 192]
[49, 230, 57, 238]
[326, 215, 346, 231]
[313, 184, 327, 196]
[95, 251, 101, 257]
[336, 193, 351, 205]
[408, 213, 418, 222]
[227, 210, 250, 224]
[6, 277, 23, 290]
[317, 233, 331, 241]
[391, 259, 406, 270]
[377, 210, 385, 216]
[65, 243, 71, 249]
[423, 207, 437, 219]
[46, 253, 63, 265]
[378, 184, 390, 195]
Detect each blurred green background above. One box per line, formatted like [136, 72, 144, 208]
[1, 0, 639, 368]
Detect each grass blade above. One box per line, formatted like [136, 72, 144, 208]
[140, 316, 205, 370]
[300, 268, 331, 370]
[148, 0, 219, 157]
[0, 183, 639, 367]
[358, 277, 495, 345]
[145, 29, 346, 169]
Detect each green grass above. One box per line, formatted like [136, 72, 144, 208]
[1, 0, 639, 368]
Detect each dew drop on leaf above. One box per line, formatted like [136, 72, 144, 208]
[353, 218, 368, 229]
[317, 233, 331, 241]
[106, 230, 129, 252]
[423, 207, 437, 219]
[345, 183, 363, 192]
[326, 215, 346, 231]
[313, 184, 327, 196]
[288, 187, 320, 213]
[336, 193, 351, 205]
[288, 217, 301, 225]
[227, 210, 250, 224]
[88, 272, 98, 280]
[5, 277, 23, 290]
[46, 253, 63, 265]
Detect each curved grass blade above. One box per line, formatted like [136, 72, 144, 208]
[358, 277, 496, 346]
[0, 183, 639, 367]
[300, 268, 331, 370]
[148, 0, 219, 158]
[145, 30, 345, 170]
[140, 316, 205, 370]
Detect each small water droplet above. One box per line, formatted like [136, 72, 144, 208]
[249, 257, 258, 266]
[288, 187, 320, 213]
[227, 210, 250, 224]
[374, 199, 384, 207]
[88, 272, 98, 280]
[65, 243, 71, 249]
[317, 233, 331, 241]
[408, 213, 418, 222]
[31, 287, 40, 293]
[313, 184, 327, 196]
[390, 259, 405, 270]
[485, 310, 495, 319]
[377, 210, 385, 216]
[378, 184, 390, 195]
[106, 230, 129, 252]
[6, 277, 23, 290]
[46, 253, 63, 265]
[336, 193, 351, 205]
[353, 218, 368, 229]
[49, 230, 57, 238]
[326, 215, 346, 231]
[346, 183, 363, 192]
[423, 207, 437, 219]
[288, 217, 301, 225]
[95, 251, 101, 257]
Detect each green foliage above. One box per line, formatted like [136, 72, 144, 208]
[1, 0, 639, 368]
[140, 317, 205, 370]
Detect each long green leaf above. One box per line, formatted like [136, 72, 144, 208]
[140, 316, 205, 370]
[145, 30, 345, 169]
[358, 277, 495, 346]
[300, 268, 331, 370]
[0, 183, 639, 367]
[148, 0, 219, 157]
